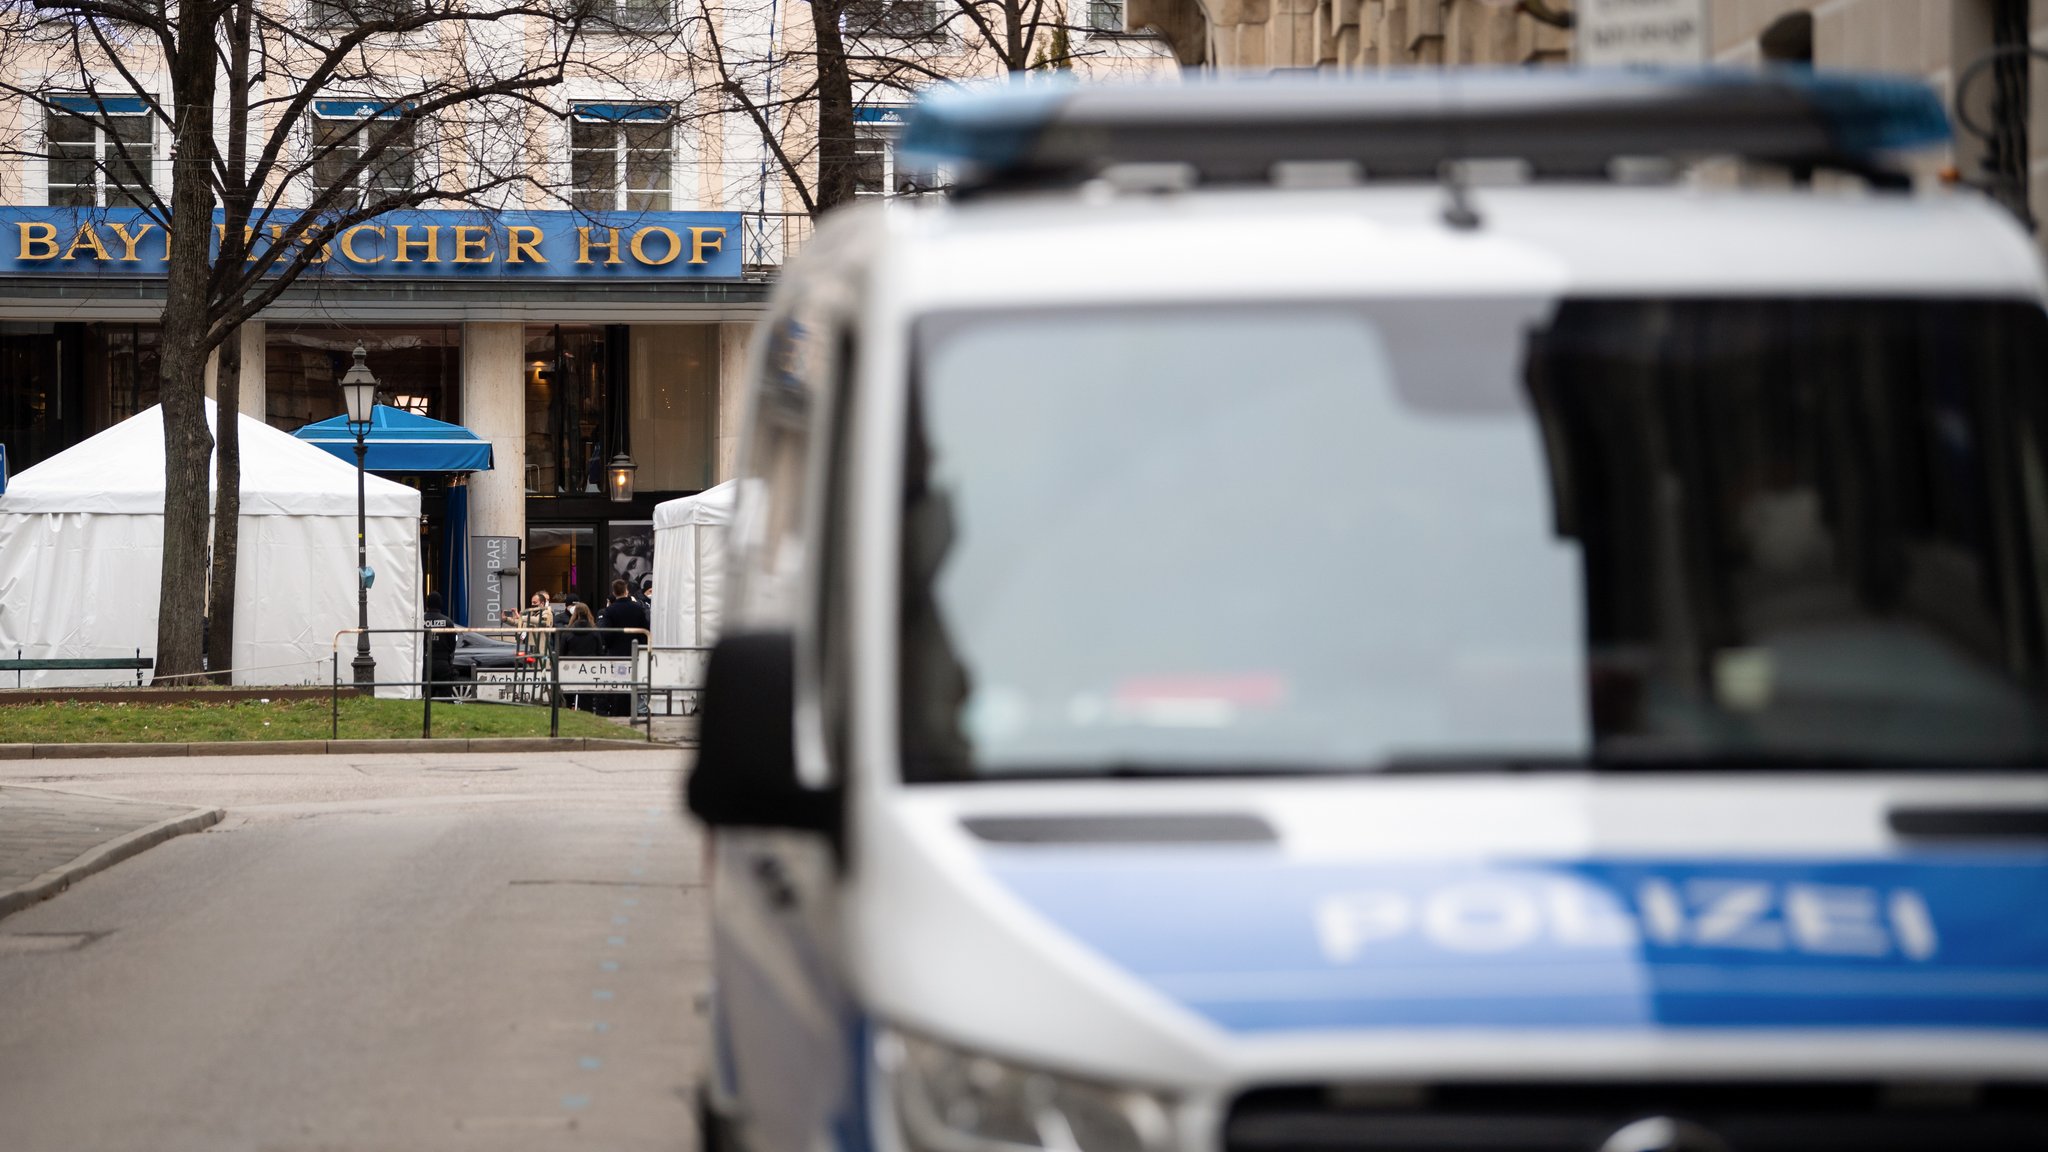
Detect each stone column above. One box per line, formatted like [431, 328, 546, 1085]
[201, 321, 267, 422]
[462, 322, 527, 546]
[237, 321, 266, 422]
[716, 322, 754, 482]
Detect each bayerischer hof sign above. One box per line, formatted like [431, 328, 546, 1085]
[0, 207, 746, 280]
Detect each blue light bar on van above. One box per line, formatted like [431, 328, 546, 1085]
[1783, 71, 1951, 154]
[898, 70, 1950, 193]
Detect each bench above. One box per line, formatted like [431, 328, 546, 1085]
[0, 651, 154, 688]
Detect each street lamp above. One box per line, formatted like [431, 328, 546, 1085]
[341, 345, 379, 692]
[606, 452, 638, 503]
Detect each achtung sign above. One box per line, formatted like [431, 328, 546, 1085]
[0, 206, 746, 280]
[1575, 0, 1709, 68]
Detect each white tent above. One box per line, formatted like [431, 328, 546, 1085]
[0, 400, 421, 690]
[652, 481, 736, 648]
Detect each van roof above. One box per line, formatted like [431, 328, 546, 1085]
[899, 71, 1952, 193]
[851, 183, 2045, 312]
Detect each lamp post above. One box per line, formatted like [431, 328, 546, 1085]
[340, 345, 379, 692]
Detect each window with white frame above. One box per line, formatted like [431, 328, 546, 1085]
[853, 108, 940, 199]
[309, 0, 420, 29]
[590, 0, 670, 30]
[570, 104, 673, 211]
[46, 96, 154, 208]
[310, 101, 419, 208]
[843, 0, 943, 40]
[1087, 0, 1125, 32]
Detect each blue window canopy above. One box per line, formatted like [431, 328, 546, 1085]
[855, 104, 909, 126]
[313, 100, 413, 120]
[51, 94, 149, 115]
[574, 103, 670, 123]
[293, 405, 493, 474]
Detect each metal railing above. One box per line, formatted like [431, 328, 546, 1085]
[328, 626, 696, 741]
[740, 210, 815, 276]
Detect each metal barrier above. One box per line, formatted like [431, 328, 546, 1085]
[328, 626, 657, 741]
[635, 645, 716, 722]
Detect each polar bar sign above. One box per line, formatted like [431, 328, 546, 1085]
[0, 207, 745, 280]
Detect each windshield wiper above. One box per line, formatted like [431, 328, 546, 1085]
[1378, 752, 2048, 774]
[937, 753, 2048, 783]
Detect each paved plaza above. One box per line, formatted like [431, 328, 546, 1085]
[0, 747, 701, 1152]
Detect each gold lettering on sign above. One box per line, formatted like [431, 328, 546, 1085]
[452, 225, 492, 264]
[393, 224, 439, 263]
[630, 226, 681, 266]
[212, 223, 262, 262]
[687, 226, 725, 266]
[295, 224, 334, 263]
[505, 225, 545, 264]
[18, 221, 59, 261]
[340, 225, 385, 264]
[64, 222, 109, 261]
[576, 226, 623, 266]
[107, 220, 155, 262]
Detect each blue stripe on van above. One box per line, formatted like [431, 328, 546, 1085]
[983, 851, 2048, 1032]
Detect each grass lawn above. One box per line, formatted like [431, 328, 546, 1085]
[0, 696, 636, 744]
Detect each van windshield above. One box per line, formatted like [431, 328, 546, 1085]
[900, 299, 2048, 779]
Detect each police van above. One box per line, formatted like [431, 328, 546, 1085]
[687, 72, 2048, 1151]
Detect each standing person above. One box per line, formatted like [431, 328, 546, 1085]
[596, 580, 650, 717]
[423, 592, 458, 696]
[639, 575, 653, 609]
[559, 601, 602, 657]
[559, 601, 602, 711]
[598, 579, 649, 656]
[502, 591, 552, 633]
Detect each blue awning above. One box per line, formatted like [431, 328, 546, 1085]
[52, 95, 149, 115]
[573, 103, 670, 122]
[293, 405, 493, 474]
[313, 99, 412, 119]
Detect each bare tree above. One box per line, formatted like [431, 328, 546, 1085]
[687, 0, 1168, 225]
[0, 0, 672, 680]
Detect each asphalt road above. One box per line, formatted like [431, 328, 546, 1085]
[0, 749, 703, 1152]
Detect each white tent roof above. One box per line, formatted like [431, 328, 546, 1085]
[653, 480, 737, 531]
[1, 399, 418, 517]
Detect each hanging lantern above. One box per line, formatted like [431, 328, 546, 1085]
[607, 453, 638, 503]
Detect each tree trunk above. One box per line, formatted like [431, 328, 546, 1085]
[811, 0, 858, 212]
[206, 328, 241, 682]
[1006, 0, 1028, 71]
[207, 0, 253, 684]
[151, 9, 222, 682]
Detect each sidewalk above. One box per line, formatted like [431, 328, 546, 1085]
[0, 785, 222, 920]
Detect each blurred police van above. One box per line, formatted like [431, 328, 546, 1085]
[688, 72, 2048, 1152]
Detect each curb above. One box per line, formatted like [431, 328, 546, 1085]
[0, 804, 224, 922]
[0, 736, 674, 758]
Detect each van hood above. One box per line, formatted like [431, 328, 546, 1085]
[982, 846, 2046, 1033]
[849, 775, 2048, 1085]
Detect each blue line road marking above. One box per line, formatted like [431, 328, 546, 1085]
[614, 915, 630, 925]
[580, 1056, 603, 1071]
[622, 897, 639, 907]
[608, 935, 626, 947]
[593, 990, 615, 1001]
[563, 1094, 591, 1111]
[593, 1021, 611, 1033]
[601, 960, 620, 972]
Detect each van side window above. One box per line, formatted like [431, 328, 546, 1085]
[737, 311, 819, 624]
[817, 333, 859, 770]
